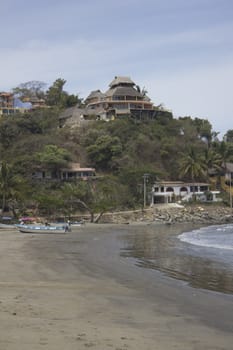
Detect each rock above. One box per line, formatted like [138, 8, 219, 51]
[97, 205, 233, 225]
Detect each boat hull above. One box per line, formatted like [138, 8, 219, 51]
[17, 224, 67, 234]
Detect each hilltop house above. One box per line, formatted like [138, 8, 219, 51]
[21, 96, 46, 109]
[0, 92, 45, 116]
[151, 181, 221, 205]
[0, 92, 30, 115]
[59, 76, 172, 127]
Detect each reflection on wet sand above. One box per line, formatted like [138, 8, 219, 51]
[120, 223, 233, 294]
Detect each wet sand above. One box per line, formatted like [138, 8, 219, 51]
[0, 223, 232, 349]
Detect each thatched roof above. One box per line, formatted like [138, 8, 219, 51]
[105, 86, 142, 98]
[109, 76, 135, 88]
[85, 90, 105, 101]
[59, 106, 84, 120]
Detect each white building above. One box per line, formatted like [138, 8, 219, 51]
[151, 181, 221, 205]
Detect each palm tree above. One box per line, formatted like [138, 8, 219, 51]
[212, 141, 233, 196]
[204, 148, 222, 173]
[0, 161, 17, 212]
[215, 141, 232, 170]
[203, 148, 223, 190]
[0, 161, 26, 214]
[179, 147, 207, 181]
[0, 161, 12, 212]
[135, 85, 148, 98]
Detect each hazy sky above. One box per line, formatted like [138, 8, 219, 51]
[1, 0, 233, 137]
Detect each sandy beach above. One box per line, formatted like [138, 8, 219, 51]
[0, 223, 232, 350]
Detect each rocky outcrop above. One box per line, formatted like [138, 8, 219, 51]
[99, 204, 233, 225]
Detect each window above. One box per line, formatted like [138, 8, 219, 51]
[200, 186, 208, 192]
[166, 187, 174, 192]
[112, 96, 124, 101]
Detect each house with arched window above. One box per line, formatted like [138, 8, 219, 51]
[151, 181, 220, 205]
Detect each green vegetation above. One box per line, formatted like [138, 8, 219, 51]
[0, 79, 233, 220]
[12, 78, 82, 109]
[45, 78, 82, 108]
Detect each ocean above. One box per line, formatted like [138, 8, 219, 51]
[121, 223, 233, 295]
[179, 224, 233, 253]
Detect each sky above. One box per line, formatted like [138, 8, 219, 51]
[1, 0, 233, 138]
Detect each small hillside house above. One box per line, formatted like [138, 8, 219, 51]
[32, 163, 96, 181]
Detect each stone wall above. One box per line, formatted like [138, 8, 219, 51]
[99, 204, 233, 225]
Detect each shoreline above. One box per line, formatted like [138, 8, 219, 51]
[97, 203, 233, 225]
[0, 222, 232, 349]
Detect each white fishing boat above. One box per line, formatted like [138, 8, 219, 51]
[71, 220, 85, 227]
[16, 224, 68, 234]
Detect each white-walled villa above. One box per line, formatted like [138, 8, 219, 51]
[151, 181, 221, 205]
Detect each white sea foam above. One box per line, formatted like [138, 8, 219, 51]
[179, 225, 233, 250]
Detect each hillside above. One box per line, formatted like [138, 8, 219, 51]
[0, 101, 233, 219]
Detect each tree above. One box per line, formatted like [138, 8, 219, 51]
[224, 129, 233, 143]
[46, 79, 66, 107]
[12, 81, 47, 99]
[34, 192, 64, 219]
[135, 85, 148, 98]
[0, 161, 26, 213]
[214, 141, 233, 169]
[193, 118, 213, 145]
[35, 145, 71, 177]
[87, 134, 122, 170]
[204, 148, 222, 173]
[118, 168, 158, 208]
[202, 148, 222, 189]
[179, 147, 207, 181]
[0, 117, 21, 149]
[46, 78, 81, 108]
[61, 177, 125, 222]
[0, 161, 11, 211]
